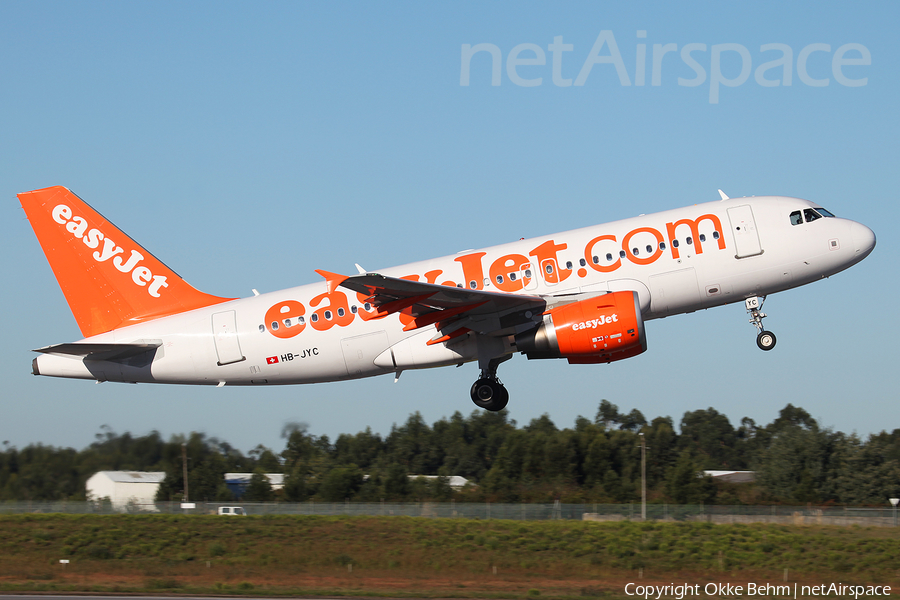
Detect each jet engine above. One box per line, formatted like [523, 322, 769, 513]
[515, 290, 647, 364]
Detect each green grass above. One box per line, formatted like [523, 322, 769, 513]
[0, 514, 897, 597]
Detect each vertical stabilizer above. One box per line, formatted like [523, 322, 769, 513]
[19, 186, 235, 337]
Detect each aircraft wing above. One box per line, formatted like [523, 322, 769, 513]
[317, 270, 547, 340]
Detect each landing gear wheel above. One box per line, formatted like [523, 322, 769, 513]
[756, 330, 776, 351]
[470, 378, 509, 411]
[746, 296, 777, 352]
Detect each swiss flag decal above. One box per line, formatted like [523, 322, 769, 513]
[266, 356, 279, 365]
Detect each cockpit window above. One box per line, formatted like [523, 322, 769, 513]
[817, 207, 835, 217]
[804, 208, 822, 223]
[790, 211, 803, 226]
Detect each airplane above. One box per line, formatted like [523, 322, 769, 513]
[19, 186, 875, 411]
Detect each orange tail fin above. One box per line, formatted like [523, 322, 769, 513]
[19, 186, 235, 337]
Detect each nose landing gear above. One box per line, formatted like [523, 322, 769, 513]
[746, 296, 776, 351]
[470, 355, 510, 411]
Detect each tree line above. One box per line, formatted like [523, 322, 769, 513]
[1, 402, 898, 506]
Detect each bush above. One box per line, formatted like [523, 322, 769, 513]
[85, 545, 111, 559]
[208, 542, 226, 557]
[146, 578, 182, 589]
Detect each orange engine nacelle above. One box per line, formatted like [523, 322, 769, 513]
[515, 291, 647, 364]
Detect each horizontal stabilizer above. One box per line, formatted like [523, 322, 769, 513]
[34, 342, 162, 361]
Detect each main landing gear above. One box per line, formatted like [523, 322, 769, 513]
[746, 296, 776, 351]
[470, 355, 510, 412]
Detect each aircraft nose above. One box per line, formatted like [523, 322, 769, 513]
[850, 221, 876, 257]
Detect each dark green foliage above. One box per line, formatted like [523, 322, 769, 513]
[317, 465, 364, 501]
[665, 451, 717, 504]
[244, 470, 275, 502]
[155, 432, 253, 502]
[678, 407, 743, 469]
[382, 463, 412, 498]
[1, 401, 898, 506]
[595, 399, 621, 427]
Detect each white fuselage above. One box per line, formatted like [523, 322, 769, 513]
[34, 196, 875, 385]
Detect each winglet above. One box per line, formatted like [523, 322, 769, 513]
[314, 269, 349, 293]
[718, 189, 730, 200]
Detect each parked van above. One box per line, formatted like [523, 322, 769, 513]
[217, 506, 246, 516]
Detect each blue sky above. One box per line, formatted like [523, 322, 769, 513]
[1, 1, 897, 454]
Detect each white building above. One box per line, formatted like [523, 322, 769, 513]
[86, 471, 166, 511]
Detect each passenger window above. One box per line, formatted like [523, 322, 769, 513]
[469, 280, 477, 289]
[524, 269, 532, 278]
[645, 245, 653, 254]
[579, 258, 586, 267]
[496, 274, 504, 284]
[509, 272, 517, 281]
[605, 253, 612, 262]
[545, 263, 554, 275]
[672, 240, 679, 248]
[713, 231, 720, 239]
[619, 250, 626, 259]
[659, 242, 666, 250]
[324, 310, 332, 320]
[804, 208, 821, 223]
[284, 318, 292, 327]
[593, 255, 600, 264]
[258, 324, 265, 333]
[298, 316, 305, 324]
[565, 260, 573, 270]
[790, 211, 803, 226]
[271, 321, 279, 330]
[337, 307, 345, 317]
[687, 237, 693, 245]
[351, 306, 358, 313]
[311, 314, 319, 323]
[699, 234, 706, 242]
[632, 248, 639, 256]
[364, 303, 372, 311]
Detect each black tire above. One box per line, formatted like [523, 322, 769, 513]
[494, 384, 509, 411]
[470, 378, 509, 411]
[756, 330, 776, 351]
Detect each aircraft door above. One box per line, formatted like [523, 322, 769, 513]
[212, 311, 245, 366]
[727, 205, 763, 258]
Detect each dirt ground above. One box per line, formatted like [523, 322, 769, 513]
[5, 566, 890, 598]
